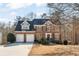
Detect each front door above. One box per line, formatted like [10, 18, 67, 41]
[45, 33, 52, 38]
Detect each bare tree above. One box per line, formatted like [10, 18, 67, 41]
[47, 3, 76, 41]
[41, 13, 47, 19]
[47, 3, 79, 44]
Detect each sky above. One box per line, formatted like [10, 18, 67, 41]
[0, 3, 49, 23]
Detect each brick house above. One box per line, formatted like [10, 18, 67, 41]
[15, 19, 61, 43]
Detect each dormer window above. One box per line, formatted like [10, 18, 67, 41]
[21, 20, 30, 31]
[44, 20, 53, 32]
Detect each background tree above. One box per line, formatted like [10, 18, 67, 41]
[7, 33, 16, 43]
[41, 13, 47, 19]
[47, 3, 79, 44]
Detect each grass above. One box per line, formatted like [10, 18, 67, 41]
[29, 44, 79, 56]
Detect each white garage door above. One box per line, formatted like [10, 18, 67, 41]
[16, 34, 24, 42]
[26, 34, 34, 42]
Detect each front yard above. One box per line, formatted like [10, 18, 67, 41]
[29, 44, 79, 56]
[1, 43, 79, 56]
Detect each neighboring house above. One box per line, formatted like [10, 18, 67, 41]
[0, 32, 2, 44]
[15, 19, 61, 43]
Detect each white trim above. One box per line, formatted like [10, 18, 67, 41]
[34, 25, 46, 30]
[34, 25, 45, 26]
[15, 31, 35, 32]
[44, 20, 53, 25]
[15, 31, 36, 33]
[21, 21, 30, 26]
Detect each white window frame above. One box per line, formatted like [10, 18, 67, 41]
[21, 21, 30, 30]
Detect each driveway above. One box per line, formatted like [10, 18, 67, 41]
[0, 43, 33, 56]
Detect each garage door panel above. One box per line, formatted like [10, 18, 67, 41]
[16, 34, 24, 42]
[26, 34, 34, 42]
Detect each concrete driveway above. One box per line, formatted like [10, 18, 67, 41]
[0, 43, 33, 56]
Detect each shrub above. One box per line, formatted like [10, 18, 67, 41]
[54, 39, 62, 44]
[40, 38, 49, 45]
[7, 33, 16, 43]
[63, 40, 68, 45]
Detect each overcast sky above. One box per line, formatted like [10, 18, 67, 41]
[0, 3, 49, 23]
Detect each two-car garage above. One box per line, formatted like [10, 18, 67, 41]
[16, 31, 35, 43]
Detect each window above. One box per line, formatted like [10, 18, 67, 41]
[34, 25, 43, 31]
[21, 21, 30, 31]
[22, 25, 29, 30]
[47, 26, 51, 31]
[44, 21, 52, 32]
[54, 33, 60, 40]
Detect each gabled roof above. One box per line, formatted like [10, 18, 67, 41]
[15, 21, 23, 31]
[15, 18, 61, 31]
[21, 20, 30, 26]
[15, 20, 34, 31]
[27, 21, 34, 30]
